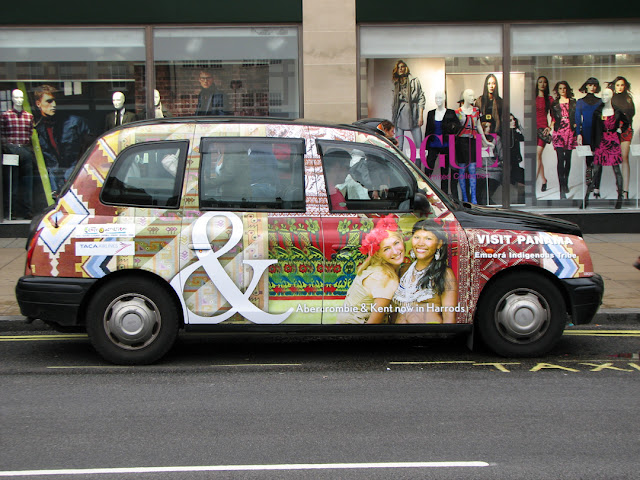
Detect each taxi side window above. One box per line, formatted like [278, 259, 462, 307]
[101, 141, 188, 208]
[199, 138, 305, 211]
[319, 141, 415, 212]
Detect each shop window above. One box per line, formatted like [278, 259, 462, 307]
[0, 27, 146, 215]
[512, 23, 640, 209]
[153, 27, 300, 119]
[199, 138, 305, 211]
[359, 25, 504, 206]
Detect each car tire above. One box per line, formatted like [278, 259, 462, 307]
[86, 277, 180, 365]
[476, 272, 567, 357]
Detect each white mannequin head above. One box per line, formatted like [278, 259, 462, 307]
[11, 89, 24, 110]
[601, 87, 613, 105]
[112, 92, 125, 110]
[463, 89, 475, 106]
[154, 90, 161, 107]
[434, 91, 445, 108]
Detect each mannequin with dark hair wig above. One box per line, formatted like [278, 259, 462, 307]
[535, 76, 553, 192]
[608, 76, 635, 200]
[475, 73, 503, 136]
[576, 77, 603, 202]
[550, 81, 577, 199]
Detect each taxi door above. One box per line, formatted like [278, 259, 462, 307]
[173, 123, 322, 326]
[315, 136, 473, 326]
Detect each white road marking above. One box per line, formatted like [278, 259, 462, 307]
[0, 461, 490, 476]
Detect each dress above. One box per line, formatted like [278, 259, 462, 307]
[612, 93, 635, 142]
[536, 96, 553, 129]
[593, 115, 622, 166]
[575, 94, 602, 145]
[336, 265, 397, 324]
[552, 103, 576, 150]
[475, 95, 503, 134]
[535, 96, 553, 147]
[589, 106, 628, 195]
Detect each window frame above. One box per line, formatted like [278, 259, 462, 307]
[198, 136, 307, 213]
[100, 140, 189, 209]
[317, 139, 419, 214]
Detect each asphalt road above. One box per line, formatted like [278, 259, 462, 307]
[1, 321, 639, 480]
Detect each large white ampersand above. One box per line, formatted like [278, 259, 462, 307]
[170, 212, 293, 324]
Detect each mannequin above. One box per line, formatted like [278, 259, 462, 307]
[34, 84, 92, 193]
[391, 60, 425, 162]
[104, 92, 136, 131]
[154, 90, 171, 118]
[535, 76, 553, 192]
[576, 77, 602, 198]
[455, 89, 493, 203]
[475, 74, 503, 135]
[424, 91, 459, 194]
[509, 114, 526, 203]
[609, 76, 635, 200]
[477, 116, 503, 205]
[585, 88, 629, 209]
[1, 89, 35, 219]
[550, 81, 577, 199]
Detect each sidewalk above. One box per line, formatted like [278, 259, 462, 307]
[0, 235, 638, 322]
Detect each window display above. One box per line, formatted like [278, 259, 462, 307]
[0, 27, 146, 213]
[0, 26, 301, 221]
[153, 27, 300, 118]
[512, 23, 640, 208]
[360, 23, 640, 210]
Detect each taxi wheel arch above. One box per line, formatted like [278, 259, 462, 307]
[475, 269, 568, 357]
[86, 274, 181, 365]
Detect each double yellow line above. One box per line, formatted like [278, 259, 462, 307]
[0, 334, 87, 342]
[564, 329, 640, 337]
[0, 330, 639, 342]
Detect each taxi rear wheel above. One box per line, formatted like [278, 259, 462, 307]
[476, 272, 567, 357]
[86, 277, 179, 365]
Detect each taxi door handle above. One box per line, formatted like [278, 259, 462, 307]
[189, 243, 211, 250]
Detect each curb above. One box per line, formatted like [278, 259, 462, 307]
[592, 308, 640, 324]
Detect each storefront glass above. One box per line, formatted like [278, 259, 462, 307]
[512, 23, 640, 210]
[0, 27, 146, 215]
[0, 25, 302, 221]
[360, 25, 505, 206]
[153, 27, 300, 119]
[360, 23, 640, 211]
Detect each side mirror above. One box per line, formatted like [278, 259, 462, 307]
[413, 192, 431, 216]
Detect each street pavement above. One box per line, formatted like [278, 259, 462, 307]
[0, 234, 639, 323]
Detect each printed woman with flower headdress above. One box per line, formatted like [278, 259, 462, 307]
[336, 216, 405, 324]
[392, 219, 458, 324]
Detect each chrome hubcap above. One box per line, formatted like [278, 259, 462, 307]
[494, 289, 550, 344]
[104, 294, 161, 350]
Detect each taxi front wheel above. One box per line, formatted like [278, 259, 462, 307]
[86, 277, 180, 365]
[476, 272, 567, 357]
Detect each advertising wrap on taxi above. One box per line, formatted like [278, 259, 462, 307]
[26, 121, 595, 329]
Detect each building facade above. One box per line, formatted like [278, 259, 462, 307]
[1, 0, 639, 232]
